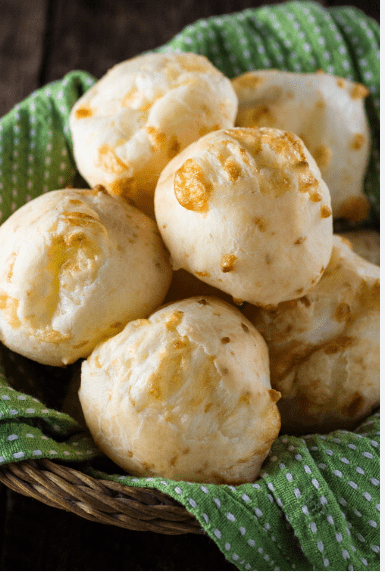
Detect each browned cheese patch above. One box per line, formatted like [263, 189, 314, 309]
[294, 236, 306, 245]
[334, 302, 351, 322]
[0, 293, 21, 328]
[109, 176, 136, 200]
[221, 336, 231, 344]
[312, 144, 333, 169]
[195, 270, 211, 277]
[168, 135, 181, 160]
[338, 195, 369, 223]
[309, 190, 322, 202]
[175, 53, 212, 73]
[198, 123, 221, 138]
[238, 392, 251, 405]
[173, 339, 187, 349]
[74, 104, 93, 119]
[350, 83, 370, 100]
[323, 335, 355, 355]
[300, 296, 311, 308]
[320, 205, 332, 218]
[97, 144, 129, 175]
[236, 104, 276, 129]
[62, 211, 104, 230]
[146, 126, 167, 151]
[295, 160, 321, 197]
[5, 252, 17, 283]
[342, 391, 365, 418]
[232, 72, 265, 91]
[255, 130, 321, 199]
[165, 310, 184, 331]
[174, 158, 213, 213]
[355, 278, 380, 314]
[269, 339, 313, 385]
[221, 254, 238, 273]
[121, 86, 139, 107]
[91, 185, 109, 195]
[254, 216, 268, 231]
[336, 78, 347, 89]
[145, 342, 221, 415]
[351, 133, 365, 151]
[223, 157, 242, 182]
[269, 388, 281, 403]
[200, 103, 211, 116]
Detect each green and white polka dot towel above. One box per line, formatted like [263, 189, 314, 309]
[0, 2, 380, 571]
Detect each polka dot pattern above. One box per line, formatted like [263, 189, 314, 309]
[0, 372, 99, 464]
[0, 3, 380, 571]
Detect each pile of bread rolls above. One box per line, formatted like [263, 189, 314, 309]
[0, 53, 379, 485]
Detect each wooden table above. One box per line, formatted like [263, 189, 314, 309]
[0, 1, 379, 570]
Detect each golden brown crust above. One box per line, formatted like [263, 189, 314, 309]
[79, 297, 280, 483]
[245, 235, 380, 433]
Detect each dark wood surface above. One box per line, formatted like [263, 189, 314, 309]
[0, 1, 380, 570]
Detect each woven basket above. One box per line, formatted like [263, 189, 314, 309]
[0, 458, 203, 534]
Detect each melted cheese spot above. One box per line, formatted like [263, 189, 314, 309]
[146, 126, 167, 150]
[351, 133, 365, 151]
[350, 83, 370, 99]
[97, 145, 129, 175]
[312, 144, 333, 168]
[75, 105, 93, 119]
[320, 205, 332, 218]
[0, 293, 21, 328]
[221, 254, 238, 273]
[174, 159, 213, 213]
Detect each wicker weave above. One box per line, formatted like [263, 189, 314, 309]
[0, 458, 204, 535]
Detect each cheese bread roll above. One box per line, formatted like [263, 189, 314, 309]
[0, 187, 172, 366]
[69, 52, 238, 216]
[232, 70, 370, 222]
[245, 235, 380, 433]
[155, 127, 333, 307]
[79, 296, 281, 484]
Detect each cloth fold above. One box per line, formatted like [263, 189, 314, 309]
[0, 2, 380, 570]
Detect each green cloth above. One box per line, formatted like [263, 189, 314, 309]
[0, 2, 380, 570]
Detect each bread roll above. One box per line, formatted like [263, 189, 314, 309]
[155, 127, 333, 307]
[69, 52, 238, 216]
[244, 235, 380, 433]
[0, 187, 172, 366]
[232, 70, 370, 222]
[79, 296, 281, 484]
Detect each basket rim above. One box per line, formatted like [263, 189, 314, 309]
[0, 457, 204, 535]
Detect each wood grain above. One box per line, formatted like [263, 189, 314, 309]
[0, 0, 48, 117]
